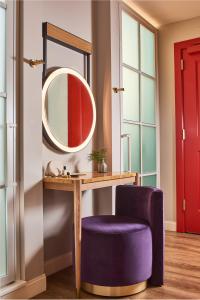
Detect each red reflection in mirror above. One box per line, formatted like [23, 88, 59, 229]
[68, 74, 93, 147]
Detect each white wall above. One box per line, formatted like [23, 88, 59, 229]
[21, 0, 94, 280]
[159, 16, 200, 224]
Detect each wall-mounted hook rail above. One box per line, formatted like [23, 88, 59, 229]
[113, 87, 125, 93]
[24, 58, 45, 68]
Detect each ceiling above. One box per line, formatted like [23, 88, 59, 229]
[132, 0, 200, 27]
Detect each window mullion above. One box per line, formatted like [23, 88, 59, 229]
[138, 19, 143, 182]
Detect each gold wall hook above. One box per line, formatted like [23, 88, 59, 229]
[24, 58, 45, 68]
[113, 87, 125, 93]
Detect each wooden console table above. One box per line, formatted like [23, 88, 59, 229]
[43, 172, 138, 297]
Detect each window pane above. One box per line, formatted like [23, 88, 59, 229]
[142, 126, 156, 173]
[0, 188, 7, 277]
[122, 123, 140, 172]
[140, 25, 155, 77]
[0, 97, 6, 184]
[142, 175, 157, 187]
[122, 11, 138, 69]
[0, 7, 6, 93]
[141, 76, 156, 124]
[123, 67, 139, 121]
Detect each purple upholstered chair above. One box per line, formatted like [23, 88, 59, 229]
[81, 185, 164, 297]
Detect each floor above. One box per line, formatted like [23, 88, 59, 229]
[35, 231, 200, 299]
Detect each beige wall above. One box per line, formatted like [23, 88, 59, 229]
[21, 0, 93, 280]
[159, 16, 200, 223]
[92, 0, 121, 215]
[21, 0, 121, 281]
[41, 0, 93, 263]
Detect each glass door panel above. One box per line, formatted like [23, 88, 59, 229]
[123, 123, 140, 172]
[0, 189, 7, 277]
[142, 126, 156, 173]
[0, 97, 6, 184]
[121, 7, 158, 187]
[0, 6, 7, 281]
[142, 175, 157, 187]
[122, 11, 138, 69]
[0, 1, 15, 287]
[140, 25, 155, 77]
[123, 67, 139, 121]
[0, 6, 6, 92]
[141, 76, 155, 124]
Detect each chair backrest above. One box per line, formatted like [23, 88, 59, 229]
[116, 185, 163, 225]
[116, 185, 164, 286]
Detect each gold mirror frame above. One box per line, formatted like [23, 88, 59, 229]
[42, 68, 96, 153]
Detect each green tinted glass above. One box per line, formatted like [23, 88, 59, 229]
[122, 123, 140, 172]
[141, 76, 155, 124]
[0, 97, 6, 184]
[0, 188, 7, 277]
[140, 25, 155, 77]
[123, 67, 139, 121]
[142, 126, 156, 173]
[142, 175, 157, 187]
[0, 7, 6, 92]
[122, 11, 138, 69]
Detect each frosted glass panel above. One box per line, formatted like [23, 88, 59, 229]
[142, 126, 156, 173]
[123, 67, 139, 121]
[123, 123, 140, 172]
[0, 188, 7, 277]
[0, 98, 6, 184]
[140, 25, 155, 77]
[122, 11, 138, 69]
[0, 7, 6, 92]
[141, 76, 155, 124]
[142, 175, 157, 187]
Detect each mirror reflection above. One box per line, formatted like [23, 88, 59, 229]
[43, 68, 96, 152]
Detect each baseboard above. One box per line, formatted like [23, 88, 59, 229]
[165, 221, 176, 231]
[45, 251, 72, 276]
[1, 273, 46, 299]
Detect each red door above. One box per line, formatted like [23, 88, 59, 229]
[175, 38, 200, 233]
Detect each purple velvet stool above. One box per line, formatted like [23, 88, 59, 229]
[81, 186, 164, 297]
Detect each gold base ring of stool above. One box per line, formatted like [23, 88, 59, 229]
[82, 280, 147, 297]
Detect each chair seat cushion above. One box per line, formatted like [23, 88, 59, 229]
[82, 215, 149, 235]
[81, 215, 152, 287]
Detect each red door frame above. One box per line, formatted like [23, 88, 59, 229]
[174, 37, 200, 232]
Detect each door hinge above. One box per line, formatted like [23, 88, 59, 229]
[182, 128, 186, 140]
[183, 199, 186, 211]
[181, 59, 184, 71]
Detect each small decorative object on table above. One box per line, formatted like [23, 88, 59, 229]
[62, 165, 71, 178]
[88, 149, 108, 173]
[45, 160, 62, 177]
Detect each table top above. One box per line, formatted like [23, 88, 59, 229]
[43, 172, 137, 185]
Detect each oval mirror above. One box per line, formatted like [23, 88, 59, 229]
[42, 68, 96, 152]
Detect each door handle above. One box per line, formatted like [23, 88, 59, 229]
[113, 87, 125, 93]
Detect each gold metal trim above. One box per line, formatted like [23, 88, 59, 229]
[82, 280, 147, 297]
[113, 87, 125, 93]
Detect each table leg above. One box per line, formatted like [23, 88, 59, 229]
[73, 180, 82, 298]
[135, 173, 140, 186]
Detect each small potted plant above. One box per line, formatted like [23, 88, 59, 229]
[88, 149, 108, 173]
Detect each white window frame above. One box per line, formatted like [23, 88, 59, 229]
[0, 0, 17, 288]
[119, 3, 160, 187]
